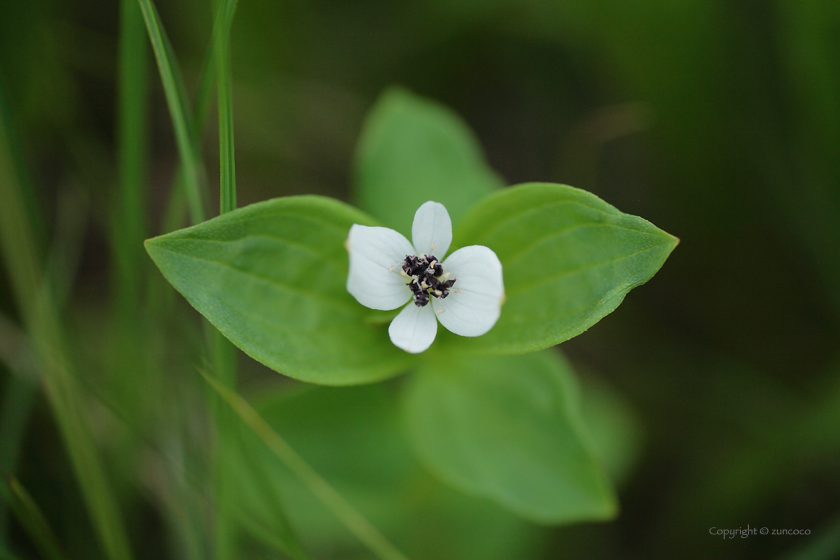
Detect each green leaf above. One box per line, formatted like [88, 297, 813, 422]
[247, 384, 543, 560]
[403, 350, 617, 524]
[441, 182, 678, 355]
[354, 87, 503, 236]
[146, 196, 410, 384]
[248, 385, 415, 551]
[201, 372, 408, 560]
[223, 423, 310, 560]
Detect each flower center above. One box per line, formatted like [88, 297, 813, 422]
[401, 254, 456, 307]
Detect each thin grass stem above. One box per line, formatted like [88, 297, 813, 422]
[0, 80, 135, 560]
[1, 478, 70, 560]
[215, 0, 238, 215]
[210, 3, 240, 556]
[114, 0, 149, 319]
[202, 372, 411, 560]
[136, 0, 206, 225]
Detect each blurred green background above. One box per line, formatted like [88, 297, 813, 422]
[0, 0, 838, 559]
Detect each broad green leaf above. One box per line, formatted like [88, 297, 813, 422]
[244, 384, 542, 560]
[403, 350, 617, 524]
[145, 196, 410, 384]
[354, 87, 503, 235]
[202, 373, 408, 560]
[440, 183, 678, 355]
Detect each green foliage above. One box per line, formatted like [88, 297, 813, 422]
[1, 0, 837, 558]
[214, 0, 238, 215]
[145, 196, 410, 385]
[404, 350, 616, 523]
[352, 90, 676, 357]
[0, 479, 68, 560]
[137, 0, 206, 224]
[355, 87, 503, 235]
[208, 1, 241, 556]
[242, 383, 543, 560]
[446, 183, 678, 354]
[0, 80, 135, 560]
[147, 91, 675, 388]
[225, 431, 309, 559]
[144, 91, 675, 530]
[202, 373, 407, 560]
[114, 0, 149, 318]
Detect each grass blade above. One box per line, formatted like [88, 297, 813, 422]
[114, 0, 150, 319]
[215, 0, 238, 215]
[211, 330, 238, 560]
[209, 2, 240, 556]
[155, 35, 219, 235]
[201, 371, 410, 560]
[143, 1, 221, 312]
[1, 478, 70, 560]
[0, 376, 36, 547]
[0, 77, 134, 560]
[136, 0, 206, 224]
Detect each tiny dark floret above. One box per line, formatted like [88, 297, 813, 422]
[402, 254, 456, 307]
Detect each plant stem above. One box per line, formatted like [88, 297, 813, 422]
[136, 0, 206, 224]
[114, 0, 149, 320]
[203, 373, 411, 560]
[212, 2, 239, 557]
[0, 78, 135, 560]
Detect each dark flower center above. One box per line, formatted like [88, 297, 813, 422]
[401, 254, 456, 307]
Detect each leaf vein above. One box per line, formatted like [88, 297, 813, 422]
[506, 243, 666, 297]
[502, 222, 664, 266]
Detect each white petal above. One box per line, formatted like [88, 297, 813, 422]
[388, 303, 438, 354]
[433, 245, 504, 337]
[346, 224, 413, 310]
[411, 201, 452, 259]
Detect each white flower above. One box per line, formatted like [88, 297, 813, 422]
[347, 201, 504, 354]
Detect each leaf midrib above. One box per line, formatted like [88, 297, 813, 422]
[500, 221, 666, 267]
[506, 243, 668, 297]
